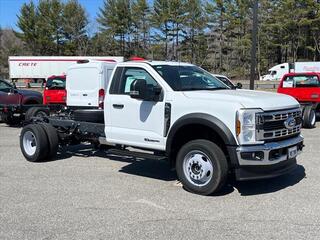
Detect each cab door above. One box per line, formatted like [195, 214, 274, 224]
[0, 81, 20, 105]
[106, 66, 166, 150]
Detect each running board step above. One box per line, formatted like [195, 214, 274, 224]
[108, 148, 167, 161]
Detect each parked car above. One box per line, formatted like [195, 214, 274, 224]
[0, 79, 43, 125]
[277, 72, 320, 128]
[20, 60, 304, 196]
[212, 74, 242, 89]
[43, 75, 66, 105]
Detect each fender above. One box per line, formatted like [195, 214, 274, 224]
[22, 95, 42, 105]
[166, 113, 238, 152]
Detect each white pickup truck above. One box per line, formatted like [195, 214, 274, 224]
[19, 60, 304, 195]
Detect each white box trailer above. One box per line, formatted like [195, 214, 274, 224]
[8, 56, 124, 80]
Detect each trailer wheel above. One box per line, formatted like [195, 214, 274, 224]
[39, 123, 59, 159]
[303, 106, 316, 129]
[20, 124, 49, 162]
[73, 109, 104, 123]
[175, 139, 228, 195]
[25, 107, 49, 121]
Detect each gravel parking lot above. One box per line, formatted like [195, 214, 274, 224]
[1, 122, 320, 240]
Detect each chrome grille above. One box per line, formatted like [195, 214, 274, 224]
[256, 108, 302, 141]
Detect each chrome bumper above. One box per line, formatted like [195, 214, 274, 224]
[236, 135, 304, 166]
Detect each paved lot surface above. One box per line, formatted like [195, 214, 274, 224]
[0, 122, 320, 240]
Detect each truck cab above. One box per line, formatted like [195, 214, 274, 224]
[260, 63, 289, 81]
[19, 61, 305, 195]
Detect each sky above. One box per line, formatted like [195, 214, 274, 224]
[0, 0, 104, 32]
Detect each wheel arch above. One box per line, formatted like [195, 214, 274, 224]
[23, 96, 42, 105]
[166, 113, 237, 166]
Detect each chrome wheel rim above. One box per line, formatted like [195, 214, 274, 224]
[183, 150, 213, 187]
[23, 131, 37, 156]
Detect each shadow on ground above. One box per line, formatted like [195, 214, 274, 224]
[45, 144, 306, 196]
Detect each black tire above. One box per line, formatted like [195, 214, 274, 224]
[25, 107, 49, 121]
[176, 139, 228, 195]
[3, 114, 20, 126]
[20, 124, 49, 162]
[302, 106, 316, 129]
[73, 109, 104, 123]
[39, 123, 59, 159]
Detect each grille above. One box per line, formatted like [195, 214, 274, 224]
[256, 108, 302, 141]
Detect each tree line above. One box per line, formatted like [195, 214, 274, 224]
[1, 0, 320, 79]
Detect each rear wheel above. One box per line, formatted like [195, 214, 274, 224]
[20, 124, 49, 162]
[303, 106, 316, 128]
[176, 139, 228, 195]
[39, 123, 59, 159]
[25, 107, 49, 121]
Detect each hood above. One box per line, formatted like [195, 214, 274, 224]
[17, 89, 42, 97]
[183, 89, 299, 111]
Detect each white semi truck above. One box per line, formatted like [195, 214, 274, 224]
[261, 62, 320, 81]
[19, 60, 304, 195]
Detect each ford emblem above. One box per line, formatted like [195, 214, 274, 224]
[284, 117, 296, 130]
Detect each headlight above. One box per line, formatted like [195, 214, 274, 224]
[236, 109, 263, 145]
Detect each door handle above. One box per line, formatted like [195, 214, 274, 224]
[83, 94, 88, 96]
[113, 104, 124, 109]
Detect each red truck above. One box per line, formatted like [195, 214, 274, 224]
[277, 72, 320, 128]
[43, 75, 66, 105]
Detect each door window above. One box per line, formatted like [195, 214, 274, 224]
[119, 68, 159, 95]
[0, 81, 12, 93]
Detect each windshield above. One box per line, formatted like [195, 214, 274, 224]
[283, 75, 320, 88]
[0, 80, 13, 92]
[152, 65, 230, 91]
[46, 77, 66, 90]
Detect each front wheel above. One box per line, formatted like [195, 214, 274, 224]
[303, 106, 316, 129]
[176, 140, 228, 195]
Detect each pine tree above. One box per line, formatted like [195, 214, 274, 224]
[131, 0, 150, 57]
[152, 0, 171, 59]
[62, 0, 89, 55]
[183, 0, 207, 63]
[36, 0, 64, 55]
[97, 0, 132, 56]
[16, 1, 39, 54]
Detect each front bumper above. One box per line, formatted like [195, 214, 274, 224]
[233, 135, 304, 180]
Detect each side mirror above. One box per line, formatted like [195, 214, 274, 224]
[8, 88, 18, 95]
[236, 82, 243, 89]
[130, 79, 163, 101]
[130, 79, 147, 100]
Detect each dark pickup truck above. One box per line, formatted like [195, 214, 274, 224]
[0, 79, 43, 125]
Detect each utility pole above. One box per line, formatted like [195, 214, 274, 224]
[249, 0, 258, 90]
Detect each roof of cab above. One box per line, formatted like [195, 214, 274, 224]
[283, 72, 320, 77]
[118, 60, 194, 67]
